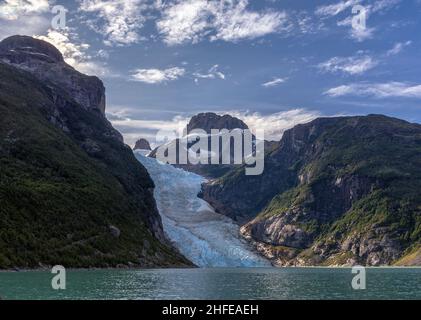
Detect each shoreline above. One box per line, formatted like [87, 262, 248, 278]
[1, 265, 421, 272]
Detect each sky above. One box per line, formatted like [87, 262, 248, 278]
[0, 0, 421, 146]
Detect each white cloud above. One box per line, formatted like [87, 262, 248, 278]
[35, 29, 111, 77]
[109, 114, 189, 131]
[0, 14, 49, 40]
[0, 0, 50, 20]
[386, 41, 412, 56]
[295, 12, 325, 34]
[317, 0, 400, 18]
[156, 0, 212, 45]
[131, 67, 185, 84]
[156, 0, 288, 45]
[262, 78, 287, 87]
[336, 14, 375, 41]
[228, 109, 322, 141]
[0, 0, 51, 40]
[324, 82, 421, 98]
[349, 26, 375, 42]
[108, 108, 321, 145]
[193, 64, 225, 82]
[107, 110, 190, 147]
[315, 0, 361, 17]
[318, 54, 377, 75]
[79, 0, 148, 46]
[370, 0, 402, 13]
[320, 0, 401, 41]
[210, 0, 288, 42]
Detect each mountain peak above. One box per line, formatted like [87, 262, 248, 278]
[187, 112, 248, 134]
[0, 35, 105, 115]
[134, 138, 151, 151]
[0, 35, 64, 63]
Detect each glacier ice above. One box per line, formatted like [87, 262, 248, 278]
[135, 151, 270, 267]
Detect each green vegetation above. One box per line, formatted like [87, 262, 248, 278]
[208, 114, 421, 265]
[0, 63, 190, 268]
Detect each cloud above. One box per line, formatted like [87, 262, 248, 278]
[320, 0, 401, 41]
[193, 64, 225, 82]
[0, 0, 51, 40]
[317, 0, 400, 18]
[210, 0, 288, 42]
[386, 41, 412, 56]
[108, 107, 322, 145]
[336, 13, 376, 41]
[0, 0, 50, 20]
[295, 12, 325, 34]
[349, 26, 375, 42]
[107, 110, 190, 147]
[0, 14, 49, 40]
[262, 78, 287, 87]
[35, 29, 111, 77]
[156, 0, 289, 45]
[227, 109, 322, 141]
[370, 0, 402, 13]
[318, 54, 377, 75]
[79, 0, 148, 46]
[131, 67, 186, 84]
[315, 0, 361, 17]
[324, 82, 421, 98]
[156, 0, 212, 45]
[109, 114, 189, 131]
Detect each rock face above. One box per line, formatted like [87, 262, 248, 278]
[202, 115, 421, 266]
[134, 138, 151, 150]
[187, 112, 248, 134]
[150, 112, 251, 178]
[0, 36, 191, 268]
[0, 35, 106, 115]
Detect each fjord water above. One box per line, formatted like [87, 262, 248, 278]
[0, 268, 420, 299]
[134, 152, 269, 267]
[1, 156, 420, 300]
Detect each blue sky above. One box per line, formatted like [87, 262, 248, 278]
[1, 0, 421, 145]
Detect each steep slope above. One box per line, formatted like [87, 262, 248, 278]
[201, 115, 421, 265]
[0, 35, 106, 114]
[0, 36, 190, 268]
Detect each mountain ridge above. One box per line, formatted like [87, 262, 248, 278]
[0, 36, 191, 269]
[201, 114, 421, 266]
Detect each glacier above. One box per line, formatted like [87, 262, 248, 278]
[135, 151, 270, 267]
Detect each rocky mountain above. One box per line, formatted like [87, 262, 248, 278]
[0, 35, 106, 115]
[0, 36, 191, 269]
[201, 115, 421, 266]
[187, 112, 248, 134]
[150, 112, 252, 178]
[134, 138, 151, 151]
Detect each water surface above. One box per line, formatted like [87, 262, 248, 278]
[0, 268, 419, 300]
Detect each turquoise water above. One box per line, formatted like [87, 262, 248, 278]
[0, 268, 420, 300]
